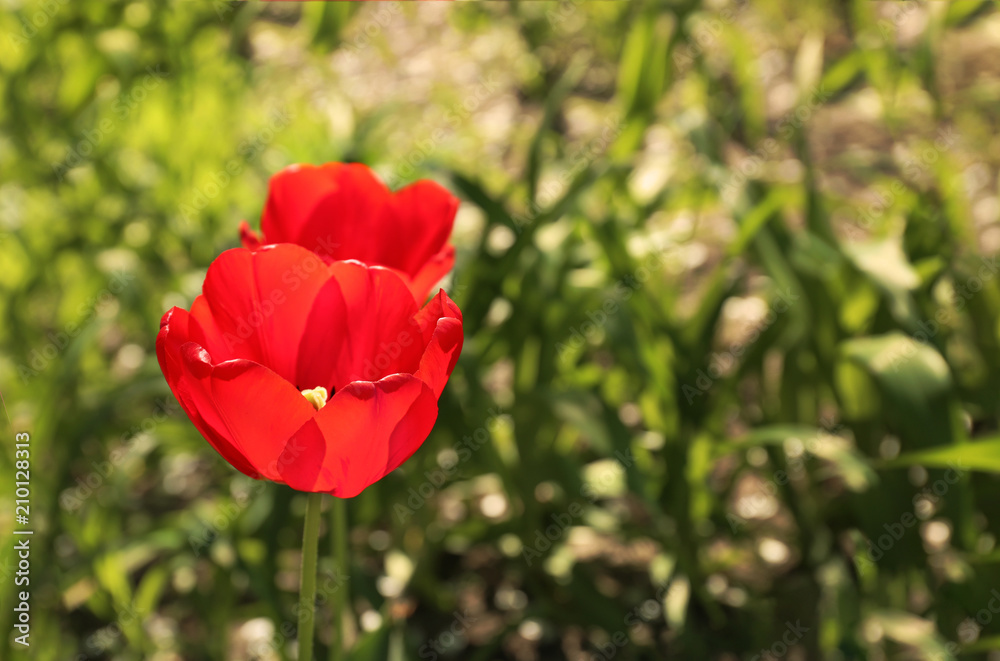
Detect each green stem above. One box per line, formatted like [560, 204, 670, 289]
[329, 496, 349, 661]
[298, 492, 323, 661]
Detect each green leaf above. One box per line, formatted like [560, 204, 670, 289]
[843, 239, 920, 323]
[302, 1, 355, 48]
[883, 436, 1000, 473]
[944, 0, 995, 27]
[617, 12, 672, 118]
[727, 188, 785, 258]
[525, 55, 589, 202]
[864, 611, 956, 661]
[721, 425, 877, 492]
[819, 50, 865, 100]
[134, 565, 169, 618]
[839, 332, 954, 448]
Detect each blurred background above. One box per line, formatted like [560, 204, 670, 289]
[4, 0, 1000, 658]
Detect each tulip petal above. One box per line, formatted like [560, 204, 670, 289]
[406, 244, 455, 303]
[200, 245, 331, 383]
[265, 163, 390, 262]
[156, 309, 259, 478]
[296, 261, 419, 392]
[189, 295, 228, 359]
[378, 180, 458, 276]
[415, 317, 464, 398]
[374, 288, 465, 397]
[206, 358, 318, 481]
[257, 162, 459, 301]
[239, 220, 264, 250]
[277, 374, 438, 497]
[411, 289, 464, 344]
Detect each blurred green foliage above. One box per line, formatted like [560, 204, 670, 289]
[3, 0, 1000, 659]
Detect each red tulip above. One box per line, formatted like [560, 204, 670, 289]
[239, 162, 459, 302]
[156, 244, 463, 497]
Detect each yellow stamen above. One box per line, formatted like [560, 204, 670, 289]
[301, 386, 328, 411]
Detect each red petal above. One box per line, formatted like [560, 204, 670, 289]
[157, 307, 206, 388]
[415, 317, 464, 398]
[411, 288, 464, 344]
[260, 163, 459, 293]
[296, 261, 419, 392]
[376, 180, 458, 276]
[156, 309, 259, 478]
[277, 374, 438, 496]
[406, 244, 455, 302]
[264, 163, 390, 261]
[200, 245, 332, 383]
[159, 308, 318, 481]
[189, 295, 227, 360]
[206, 358, 318, 480]
[239, 220, 264, 250]
[389, 289, 464, 396]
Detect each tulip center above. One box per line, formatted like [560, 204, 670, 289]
[300, 386, 328, 411]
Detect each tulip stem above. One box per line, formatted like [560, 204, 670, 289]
[298, 492, 323, 661]
[330, 496, 349, 661]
